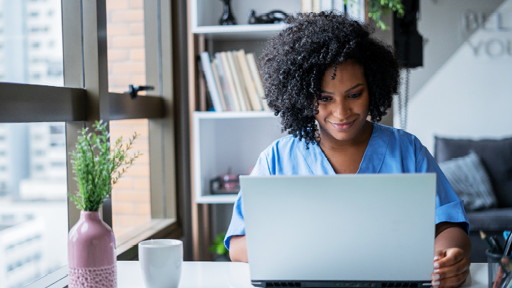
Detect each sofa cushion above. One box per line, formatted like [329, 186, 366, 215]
[467, 208, 512, 231]
[435, 136, 512, 208]
[439, 151, 497, 211]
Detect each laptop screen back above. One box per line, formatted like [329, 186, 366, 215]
[241, 174, 436, 282]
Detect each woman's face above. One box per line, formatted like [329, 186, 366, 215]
[314, 61, 371, 146]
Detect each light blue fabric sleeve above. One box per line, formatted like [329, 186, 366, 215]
[415, 143, 470, 234]
[224, 152, 271, 250]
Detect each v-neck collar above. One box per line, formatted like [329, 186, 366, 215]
[301, 123, 390, 175]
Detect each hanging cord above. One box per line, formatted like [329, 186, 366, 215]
[398, 69, 410, 130]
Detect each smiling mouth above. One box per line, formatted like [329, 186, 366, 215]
[330, 119, 356, 131]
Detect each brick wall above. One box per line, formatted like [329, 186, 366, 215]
[106, 0, 151, 238]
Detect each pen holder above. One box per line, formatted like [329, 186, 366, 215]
[486, 250, 512, 288]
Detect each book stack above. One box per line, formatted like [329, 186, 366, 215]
[301, 0, 346, 13]
[200, 50, 270, 112]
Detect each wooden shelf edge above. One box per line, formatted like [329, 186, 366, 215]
[192, 23, 286, 34]
[193, 110, 276, 119]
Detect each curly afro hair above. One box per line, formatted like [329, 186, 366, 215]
[260, 11, 400, 147]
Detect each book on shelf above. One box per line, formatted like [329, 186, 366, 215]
[216, 52, 240, 111]
[211, 59, 227, 111]
[200, 52, 223, 112]
[200, 50, 269, 112]
[225, 51, 248, 111]
[236, 49, 263, 111]
[246, 53, 270, 111]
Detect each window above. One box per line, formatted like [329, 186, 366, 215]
[0, 0, 183, 285]
[106, 0, 152, 239]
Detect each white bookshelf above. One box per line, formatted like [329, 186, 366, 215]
[188, 0, 301, 259]
[192, 111, 285, 203]
[190, 0, 300, 204]
[191, 0, 301, 33]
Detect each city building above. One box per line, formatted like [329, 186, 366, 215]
[0, 124, 30, 199]
[0, 213, 45, 288]
[20, 123, 67, 200]
[0, 0, 63, 85]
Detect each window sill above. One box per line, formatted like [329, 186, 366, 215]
[116, 218, 180, 260]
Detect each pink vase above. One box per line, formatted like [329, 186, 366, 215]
[68, 211, 117, 288]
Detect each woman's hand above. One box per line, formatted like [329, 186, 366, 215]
[432, 222, 471, 288]
[431, 248, 470, 288]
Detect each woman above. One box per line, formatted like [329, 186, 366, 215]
[225, 11, 471, 288]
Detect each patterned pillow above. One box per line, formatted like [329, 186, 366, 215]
[439, 150, 497, 211]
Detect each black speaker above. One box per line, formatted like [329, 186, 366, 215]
[393, 0, 423, 68]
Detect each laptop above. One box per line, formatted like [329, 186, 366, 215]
[241, 173, 436, 288]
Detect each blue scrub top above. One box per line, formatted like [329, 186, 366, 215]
[224, 123, 469, 250]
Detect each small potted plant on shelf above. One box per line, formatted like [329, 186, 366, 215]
[67, 121, 141, 288]
[362, 0, 404, 30]
[210, 233, 230, 261]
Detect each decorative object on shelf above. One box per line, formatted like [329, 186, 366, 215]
[68, 121, 141, 288]
[210, 171, 240, 195]
[210, 233, 230, 261]
[219, 0, 236, 25]
[248, 10, 289, 24]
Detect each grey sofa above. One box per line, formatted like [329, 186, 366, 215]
[434, 136, 512, 263]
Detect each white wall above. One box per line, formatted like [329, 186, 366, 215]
[398, 0, 512, 153]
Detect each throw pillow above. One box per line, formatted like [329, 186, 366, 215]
[434, 136, 512, 207]
[439, 150, 497, 211]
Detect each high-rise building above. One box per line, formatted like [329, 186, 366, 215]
[19, 122, 67, 200]
[0, 0, 66, 200]
[0, 213, 45, 288]
[0, 0, 63, 85]
[0, 124, 30, 198]
[0, 1, 67, 284]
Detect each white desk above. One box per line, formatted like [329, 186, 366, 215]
[118, 261, 488, 288]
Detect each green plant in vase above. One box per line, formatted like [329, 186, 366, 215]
[345, 0, 404, 30]
[69, 120, 141, 211]
[210, 233, 229, 261]
[67, 121, 141, 288]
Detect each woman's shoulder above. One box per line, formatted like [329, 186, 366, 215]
[262, 135, 307, 156]
[374, 123, 423, 148]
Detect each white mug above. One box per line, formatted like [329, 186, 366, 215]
[138, 239, 183, 288]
